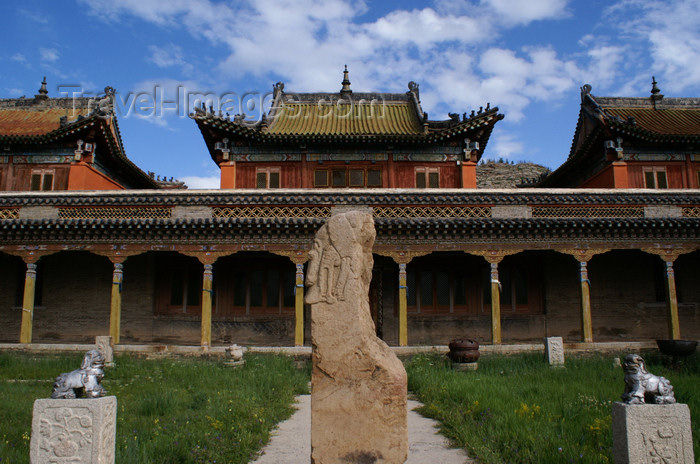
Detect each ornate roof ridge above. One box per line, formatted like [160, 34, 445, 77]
[593, 96, 700, 109]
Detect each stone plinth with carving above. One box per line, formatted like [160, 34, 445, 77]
[612, 402, 694, 464]
[30, 396, 117, 464]
[544, 337, 565, 367]
[306, 211, 408, 464]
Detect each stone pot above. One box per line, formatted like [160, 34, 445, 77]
[447, 339, 480, 363]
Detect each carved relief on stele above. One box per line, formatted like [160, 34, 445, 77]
[306, 211, 408, 464]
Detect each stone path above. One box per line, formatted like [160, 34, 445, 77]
[252, 395, 474, 463]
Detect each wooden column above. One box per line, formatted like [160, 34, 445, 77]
[272, 251, 310, 347]
[470, 250, 520, 346]
[398, 263, 408, 346]
[95, 250, 140, 346]
[295, 263, 305, 346]
[642, 247, 695, 341]
[664, 260, 680, 340]
[561, 248, 609, 343]
[182, 251, 230, 350]
[109, 262, 124, 344]
[19, 262, 38, 344]
[579, 261, 593, 343]
[201, 263, 214, 348]
[489, 262, 501, 345]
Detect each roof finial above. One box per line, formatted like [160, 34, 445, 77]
[340, 65, 352, 95]
[35, 76, 49, 100]
[650, 76, 663, 107]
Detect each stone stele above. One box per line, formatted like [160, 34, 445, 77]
[95, 336, 114, 367]
[306, 211, 408, 464]
[30, 396, 117, 464]
[612, 402, 695, 464]
[544, 336, 565, 366]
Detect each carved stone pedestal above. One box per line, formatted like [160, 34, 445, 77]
[30, 396, 117, 464]
[612, 402, 694, 464]
[307, 211, 408, 464]
[544, 336, 565, 367]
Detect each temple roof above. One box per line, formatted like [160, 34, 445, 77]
[538, 79, 700, 187]
[192, 68, 503, 160]
[265, 100, 423, 136]
[0, 79, 158, 189]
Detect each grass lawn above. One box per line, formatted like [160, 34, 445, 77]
[405, 350, 700, 464]
[0, 352, 309, 464]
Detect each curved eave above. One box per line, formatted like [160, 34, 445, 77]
[0, 217, 697, 244]
[193, 110, 503, 146]
[606, 119, 700, 144]
[2, 189, 699, 207]
[537, 126, 604, 187]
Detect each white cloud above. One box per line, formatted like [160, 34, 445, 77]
[482, 0, 570, 25]
[488, 133, 524, 159]
[606, 0, 700, 93]
[180, 175, 220, 189]
[39, 48, 59, 63]
[11, 53, 26, 63]
[367, 8, 486, 48]
[148, 44, 194, 75]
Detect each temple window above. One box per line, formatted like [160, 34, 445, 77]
[220, 267, 295, 316]
[314, 169, 329, 187]
[255, 167, 280, 188]
[314, 168, 382, 188]
[406, 268, 471, 314]
[349, 169, 364, 187]
[482, 264, 529, 311]
[643, 167, 668, 189]
[332, 169, 346, 187]
[367, 169, 382, 187]
[415, 167, 439, 188]
[30, 169, 54, 191]
[696, 170, 700, 188]
[169, 266, 202, 313]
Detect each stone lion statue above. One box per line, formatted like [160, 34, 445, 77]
[621, 354, 675, 405]
[51, 349, 107, 399]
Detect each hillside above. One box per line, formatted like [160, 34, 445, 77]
[476, 161, 550, 189]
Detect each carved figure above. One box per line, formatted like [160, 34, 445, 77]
[621, 354, 675, 404]
[51, 350, 107, 399]
[305, 212, 375, 305]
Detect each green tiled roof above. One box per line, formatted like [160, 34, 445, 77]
[605, 108, 700, 136]
[266, 101, 422, 135]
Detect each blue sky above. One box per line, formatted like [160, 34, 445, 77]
[2, 0, 699, 188]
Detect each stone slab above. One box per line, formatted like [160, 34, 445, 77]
[307, 211, 408, 464]
[612, 402, 694, 464]
[30, 396, 117, 464]
[544, 336, 565, 366]
[95, 336, 114, 367]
